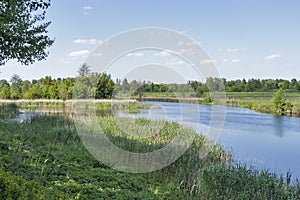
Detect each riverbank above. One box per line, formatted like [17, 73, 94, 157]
[1, 93, 300, 118]
[139, 91, 300, 117]
[227, 91, 300, 117]
[1, 114, 299, 199]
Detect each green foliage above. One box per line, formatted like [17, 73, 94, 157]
[0, 168, 44, 199]
[206, 77, 225, 92]
[272, 88, 289, 112]
[0, 108, 300, 199]
[198, 164, 299, 199]
[135, 81, 146, 99]
[225, 91, 300, 116]
[0, 103, 19, 118]
[0, 0, 54, 65]
[73, 76, 90, 99]
[191, 78, 300, 94]
[0, 116, 186, 199]
[23, 84, 41, 99]
[77, 63, 91, 77]
[0, 85, 10, 99]
[95, 73, 115, 99]
[203, 93, 213, 104]
[1, 74, 300, 102]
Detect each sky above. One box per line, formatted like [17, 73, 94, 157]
[0, 0, 300, 82]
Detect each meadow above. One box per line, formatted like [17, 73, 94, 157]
[1, 102, 300, 199]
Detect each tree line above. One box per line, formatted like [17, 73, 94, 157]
[0, 65, 300, 100]
[0, 64, 114, 100]
[189, 77, 300, 97]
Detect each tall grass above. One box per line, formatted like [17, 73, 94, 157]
[1, 114, 299, 199]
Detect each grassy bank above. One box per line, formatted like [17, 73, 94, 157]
[1, 112, 300, 199]
[226, 92, 300, 116]
[137, 91, 300, 117]
[0, 100, 156, 115]
[3, 90, 300, 117]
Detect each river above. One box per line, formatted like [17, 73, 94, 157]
[123, 101, 300, 179]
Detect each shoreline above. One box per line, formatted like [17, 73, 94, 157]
[0, 99, 137, 103]
[1, 97, 300, 118]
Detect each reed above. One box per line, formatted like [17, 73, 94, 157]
[1, 113, 300, 198]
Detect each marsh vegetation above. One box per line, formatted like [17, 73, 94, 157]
[1, 102, 300, 199]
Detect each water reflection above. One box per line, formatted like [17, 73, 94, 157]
[0, 103, 19, 119]
[8, 104, 115, 123]
[11, 112, 45, 123]
[272, 116, 284, 137]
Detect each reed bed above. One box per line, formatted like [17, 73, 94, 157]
[1, 107, 300, 198]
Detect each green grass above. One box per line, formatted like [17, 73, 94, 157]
[226, 94, 300, 115]
[0, 116, 186, 199]
[1, 113, 300, 199]
[226, 91, 300, 100]
[138, 91, 300, 116]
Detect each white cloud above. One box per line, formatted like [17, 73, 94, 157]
[200, 59, 216, 64]
[73, 39, 101, 45]
[154, 48, 195, 57]
[265, 54, 281, 61]
[176, 48, 195, 55]
[127, 52, 144, 57]
[227, 48, 239, 53]
[92, 52, 102, 57]
[223, 48, 247, 53]
[222, 58, 241, 63]
[154, 50, 172, 57]
[83, 6, 92, 14]
[222, 59, 229, 63]
[232, 59, 240, 63]
[166, 60, 185, 66]
[83, 6, 92, 10]
[68, 50, 90, 57]
[177, 41, 200, 46]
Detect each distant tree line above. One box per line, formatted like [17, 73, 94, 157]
[0, 64, 115, 100]
[189, 77, 300, 97]
[0, 65, 300, 100]
[0, 74, 74, 100]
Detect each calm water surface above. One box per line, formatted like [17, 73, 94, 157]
[132, 101, 300, 179]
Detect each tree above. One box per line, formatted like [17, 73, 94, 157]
[205, 77, 225, 92]
[95, 73, 115, 99]
[0, 85, 10, 99]
[48, 85, 58, 99]
[10, 74, 22, 87]
[23, 84, 41, 99]
[121, 78, 130, 93]
[272, 88, 289, 112]
[203, 93, 213, 104]
[73, 76, 90, 99]
[59, 78, 74, 100]
[58, 83, 69, 100]
[77, 63, 91, 77]
[290, 78, 300, 91]
[0, 0, 54, 65]
[0, 79, 9, 88]
[21, 80, 30, 95]
[135, 82, 145, 99]
[10, 74, 22, 99]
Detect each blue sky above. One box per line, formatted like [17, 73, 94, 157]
[0, 0, 299, 81]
